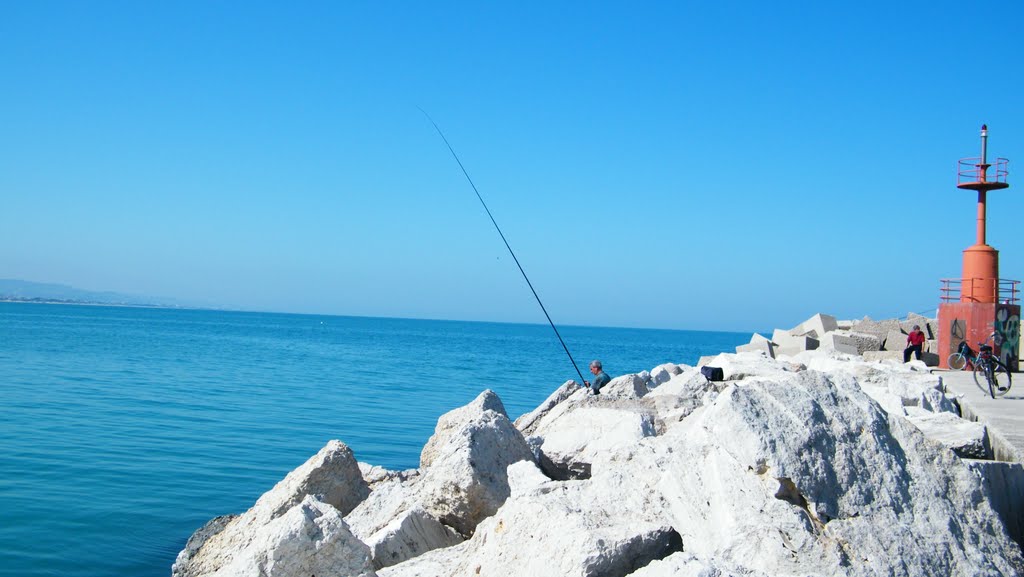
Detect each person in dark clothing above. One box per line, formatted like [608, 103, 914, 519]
[904, 325, 926, 362]
[584, 359, 610, 395]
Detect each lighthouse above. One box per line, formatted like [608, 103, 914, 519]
[937, 126, 1019, 370]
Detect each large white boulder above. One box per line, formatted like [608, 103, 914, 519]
[205, 496, 376, 577]
[349, 390, 535, 566]
[533, 406, 656, 479]
[600, 373, 649, 399]
[358, 505, 463, 570]
[513, 380, 579, 436]
[172, 440, 370, 577]
[702, 351, 803, 382]
[378, 471, 683, 577]
[416, 390, 534, 536]
[649, 363, 683, 387]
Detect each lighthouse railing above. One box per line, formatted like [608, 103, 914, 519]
[940, 278, 1019, 303]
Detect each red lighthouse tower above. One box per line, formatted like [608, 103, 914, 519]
[938, 126, 1019, 370]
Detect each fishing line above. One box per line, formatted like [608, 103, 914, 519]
[419, 108, 588, 386]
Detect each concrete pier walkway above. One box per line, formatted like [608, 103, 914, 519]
[939, 369, 1024, 462]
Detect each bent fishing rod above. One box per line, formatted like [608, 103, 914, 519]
[420, 109, 589, 387]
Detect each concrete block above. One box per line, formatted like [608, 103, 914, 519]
[902, 313, 938, 340]
[790, 313, 839, 339]
[749, 333, 772, 344]
[846, 331, 883, 354]
[850, 317, 902, 343]
[836, 319, 856, 330]
[736, 339, 775, 358]
[770, 329, 818, 357]
[818, 331, 859, 355]
[922, 351, 940, 367]
[906, 411, 989, 459]
[883, 329, 909, 352]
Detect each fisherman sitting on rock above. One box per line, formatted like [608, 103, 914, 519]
[584, 359, 610, 395]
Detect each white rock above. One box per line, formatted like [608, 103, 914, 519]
[360, 505, 463, 570]
[906, 410, 989, 459]
[534, 406, 656, 478]
[600, 373, 648, 399]
[349, 391, 535, 566]
[513, 380, 579, 436]
[703, 351, 801, 381]
[628, 552, 761, 577]
[863, 350, 904, 363]
[208, 496, 376, 577]
[173, 440, 369, 577]
[416, 390, 535, 536]
[649, 363, 683, 387]
[379, 479, 683, 577]
[506, 460, 554, 498]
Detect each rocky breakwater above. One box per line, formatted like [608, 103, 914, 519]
[173, 350, 1024, 576]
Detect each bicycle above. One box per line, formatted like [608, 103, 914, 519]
[948, 333, 1000, 371]
[972, 342, 1012, 399]
[947, 341, 978, 370]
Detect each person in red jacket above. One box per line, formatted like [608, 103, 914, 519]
[904, 325, 926, 362]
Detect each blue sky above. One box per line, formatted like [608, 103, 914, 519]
[1, 1, 1021, 331]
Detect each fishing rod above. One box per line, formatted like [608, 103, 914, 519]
[419, 109, 589, 387]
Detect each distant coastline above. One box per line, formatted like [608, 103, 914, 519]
[0, 296, 184, 309]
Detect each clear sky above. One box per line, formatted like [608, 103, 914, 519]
[1, 1, 1021, 332]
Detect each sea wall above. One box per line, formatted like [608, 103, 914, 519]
[172, 313, 1024, 577]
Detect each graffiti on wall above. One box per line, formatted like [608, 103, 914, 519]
[993, 305, 1020, 369]
[949, 318, 966, 356]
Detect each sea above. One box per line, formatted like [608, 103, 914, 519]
[0, 302, 750, 577]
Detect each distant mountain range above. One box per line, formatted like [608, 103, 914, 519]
[0, 279, 188, 308]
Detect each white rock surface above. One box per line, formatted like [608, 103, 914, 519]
[381, 368, 1023, 577]
[359, 505, 463, 570]
[906, 410, 989, 459]
[514, 380, 578, 436]
[649, 363, 683, 387]
[173, 440, 370, 577]
[601, 373, 649, 399]
[179, 314, 1024, 577]
[206, 496, 376, 577]
[534, 405, 656, 478]
[347, 391, 537, 567]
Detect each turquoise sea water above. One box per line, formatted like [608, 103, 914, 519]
[0, 303, 748, 577]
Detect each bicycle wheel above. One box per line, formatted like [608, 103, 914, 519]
[974, 361, 995, 397]
[990, 359, 1013, 397]
[948, 353, 967, 370]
